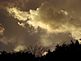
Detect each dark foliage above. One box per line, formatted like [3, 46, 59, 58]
[0, 40, 81, 61]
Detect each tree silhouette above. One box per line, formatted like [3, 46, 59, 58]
[0, 40, 81, 61]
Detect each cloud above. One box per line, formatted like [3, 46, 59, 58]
[6, 7, 76, 52]
[7, 6, 81, 40]
[0, 0, 46, 11]
[0, 0, 81, 56]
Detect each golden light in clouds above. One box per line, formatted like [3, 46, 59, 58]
[0, 24, 5, 33]
[7, 7, 29, 21]
[0, 24, 5, 36]
[14, 45, 26, 52]
[27, 20, 53, 32]
[7, 7, 81, 44]
[7, 7, 53, 32]
[42, 51, 48, 56]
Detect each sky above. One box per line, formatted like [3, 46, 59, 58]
[0, 0, 81, 56]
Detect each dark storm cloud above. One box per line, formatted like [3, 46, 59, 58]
[0, 0, 45, 11]
[0, 0, 81, 56]
[0, 8, 41, 52]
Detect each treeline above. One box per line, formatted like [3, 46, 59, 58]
[0, 40, 81, 61]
